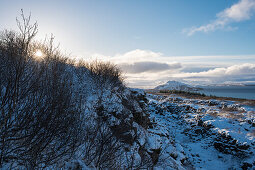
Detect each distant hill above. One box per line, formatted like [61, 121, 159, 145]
[208, 83, 246, 87]
[154, 80, 199, 91]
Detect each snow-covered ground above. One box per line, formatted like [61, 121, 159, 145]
[145, 93, 255, 169]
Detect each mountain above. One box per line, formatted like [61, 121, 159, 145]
[154, 80, 197, 91]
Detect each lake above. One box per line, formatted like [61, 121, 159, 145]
[198, 86, 255, 100]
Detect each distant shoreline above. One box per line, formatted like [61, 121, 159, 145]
[146, 90, 255, 106]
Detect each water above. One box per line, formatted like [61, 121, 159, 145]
[198, 86, 255, 100]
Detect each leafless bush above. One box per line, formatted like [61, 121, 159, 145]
[81, 114, 125, 169]
[0, 11, 82, 169]
[0, 10, 155, 170]
[84, 60, 124, 89]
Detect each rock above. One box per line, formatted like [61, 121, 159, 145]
[194, 128, 203, 134]
[148, 148, 161, 165]
[214, 142, 225, 153]
[241, 162, 252, 170]
[170, 152, 178, 160]
[208, 100, 219, 106]
[214, 132, 250, 156]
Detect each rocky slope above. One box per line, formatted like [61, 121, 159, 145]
[145, 93, 255, 169]
[65, 88, 255, 169]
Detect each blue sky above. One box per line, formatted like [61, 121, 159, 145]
[1, 0, 255, 87]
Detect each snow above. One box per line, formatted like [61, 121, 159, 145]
[154, 80, 193, 91]
[3, 65, 254, 169]
[146, 93, 255, 169]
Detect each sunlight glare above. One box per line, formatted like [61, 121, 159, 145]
[35, 50, 43, 58]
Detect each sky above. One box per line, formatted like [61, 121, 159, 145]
[0, 0, 255, 88]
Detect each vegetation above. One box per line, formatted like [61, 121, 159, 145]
[0, 11, 83, 168]
[153, 90, 255, 106]
[0, 11, 155, 169]
[159, 90, 207, 97]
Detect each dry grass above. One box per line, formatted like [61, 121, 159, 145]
[147, 91, 255, 106]
[218, 112, 244, 120]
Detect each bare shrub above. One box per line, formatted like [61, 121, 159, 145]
[81, 114, 125, 169]
[85, 60, 124, 88]
[0, 11, 82, 169]
[0, 10, 154, 170]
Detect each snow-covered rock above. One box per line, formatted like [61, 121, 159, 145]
[146, 93, 255, 169]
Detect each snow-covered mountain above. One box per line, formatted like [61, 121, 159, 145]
[154, 80, 195, 91]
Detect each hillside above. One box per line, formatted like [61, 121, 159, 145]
[145, 93, 255, 169]
[154, 80, 199, 91]
[66, 87, 255, 169]
[0, 22, 155, 169]
[1, 15, 255, 170]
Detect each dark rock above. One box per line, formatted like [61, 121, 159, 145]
[214, 142, 225, 153]
[241, 162, 252, 170]
[148, 148, 161, 165]
[214, 132, 250, 156]
[194, 128, 203, 134]
[180, 157, 187, 164]
[208, 100, 219, 106]
[170, 152, 178, 160]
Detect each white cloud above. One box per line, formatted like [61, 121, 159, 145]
[119, 62, 182, 73]
[88, 49, 182, 71]
[219, 0, 255, 21]
[76, 49, 255, 88]
[104, 49, 163, 64]
[173, 63, 255, 84]
[184, 0, 255, 36]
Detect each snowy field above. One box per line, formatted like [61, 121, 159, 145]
[145, 93, 255, 169]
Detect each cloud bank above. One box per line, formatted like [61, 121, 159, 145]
[119, 62, 182, 73]
[84, 49, 255, 88]
[173, 63, 255, 83]
[184, 0, 255, 36]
